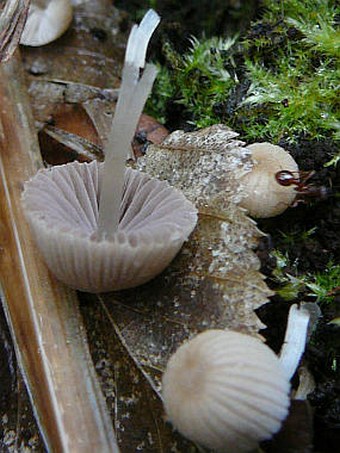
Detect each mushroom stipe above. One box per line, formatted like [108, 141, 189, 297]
[22, 10, 198, 292]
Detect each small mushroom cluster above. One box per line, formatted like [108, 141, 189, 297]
[22, 10, 197, 292]
[21, 7, 311, 452]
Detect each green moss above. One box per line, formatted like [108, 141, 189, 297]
[148, 0, 339, 144]
[241, 0, 339, 142]
[271, 250, 340, 304]
[305, 261, 340, 304]
[271, 250, 304, 301]
[146, 36, 238, 128]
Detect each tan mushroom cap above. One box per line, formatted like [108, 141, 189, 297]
[239, 142, 299, 218]
[20, 0, 73, 47]
[162, 329, 290, 453]
[22, 160, 197, 292]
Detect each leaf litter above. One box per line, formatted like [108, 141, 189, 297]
[79, 125, 273, 449]
[1, 1, 277, 450]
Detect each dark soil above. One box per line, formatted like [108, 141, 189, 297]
[115, 0, 259, 38]
[254, 140, 340, 452]
[118, 2, 340, 450]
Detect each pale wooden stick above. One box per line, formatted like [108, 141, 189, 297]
[0, 51, 119, 452]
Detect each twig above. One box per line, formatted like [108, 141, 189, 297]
[0, 51, 119, 452]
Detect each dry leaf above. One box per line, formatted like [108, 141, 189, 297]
[21, 0, 126, 124]
[94, 125, 271, 382]
[12, 3, 276, 449]
[74, 125, 274, 449]
[80, 295, 199, 452]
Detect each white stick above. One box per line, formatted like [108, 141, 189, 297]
[97, 10, 160, 239]
[279, 304, 310, 380]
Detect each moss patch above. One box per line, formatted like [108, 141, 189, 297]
[147, 0, 339, 147]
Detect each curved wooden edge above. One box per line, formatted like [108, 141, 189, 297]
[0, 51, 119, 452]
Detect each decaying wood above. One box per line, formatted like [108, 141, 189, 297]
[0, 0, 30, 62]
[0, 52, 118, 452]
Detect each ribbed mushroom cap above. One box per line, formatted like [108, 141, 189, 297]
[239, 143, 299, 218]
[162, 329, 290, 453]
[22, 160, 197, 292]
[20, 0, 73, 47]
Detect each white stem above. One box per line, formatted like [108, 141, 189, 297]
[279, 304, 310, 380]
[97, 10, 160, 239]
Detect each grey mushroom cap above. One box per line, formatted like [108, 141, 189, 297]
[22, 160, 197, 292]
[162, 329, 291, 453]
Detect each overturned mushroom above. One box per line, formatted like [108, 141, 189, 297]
[22, 10, 197, 292]
[162, 305, 311, 452]
[162, 329, 291, 452]
[239, 142, 299, 218]
[20, 0, 73, 46]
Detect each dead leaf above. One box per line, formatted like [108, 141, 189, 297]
[0, 302, 43, 451]
[21, 0, 127, 124]
[73, 125, 273, 448]
[88, 125, 271, 384]
[80, 294, 200, 452]
[8, 2, 276, 449]
[84, 99, 168, 157]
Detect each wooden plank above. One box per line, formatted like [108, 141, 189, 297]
[0, 51, 118, 452]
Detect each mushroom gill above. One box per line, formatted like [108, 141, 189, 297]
[22, 161, 197, 292]
[162, 329, 291, 453]
[22, 10, 197, 292]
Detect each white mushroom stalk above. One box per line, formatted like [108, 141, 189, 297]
[98, 9, 160, 239]
[22, 10, 197, 293]
[279, 304, 311, 380]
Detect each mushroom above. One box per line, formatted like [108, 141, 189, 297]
[20, 0, 73, 46]
[239, 142, 299, 218]
[22, 10, 198, 292]
[162, 329, 291, 452]
[279, 303, 311, 380]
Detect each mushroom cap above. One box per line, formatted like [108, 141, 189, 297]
[162, 329, 290, 453]
[20, 0, 73, 47]
[239, 143, 299, 218]
[22, 160, 197, 292]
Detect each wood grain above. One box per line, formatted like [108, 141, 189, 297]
[0, 52, 118, 452]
